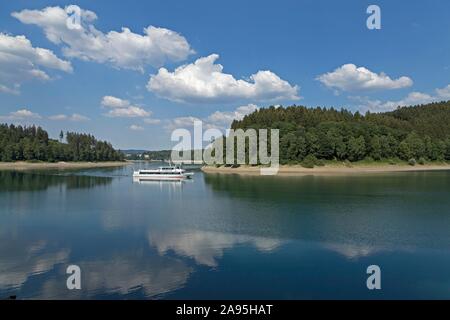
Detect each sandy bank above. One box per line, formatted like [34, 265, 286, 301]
[0, 161, 130, 171]
[202, 163, 450, 176]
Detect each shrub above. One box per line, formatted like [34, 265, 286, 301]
[389, 157, 401, 165]
[315, 159, 325, 167]
[418, 157, 426, 165]
[301, 154, 317, 169]
[344, 160, 352, 168]
[26, 159, 42, 163]
[408, 158, 417, 166]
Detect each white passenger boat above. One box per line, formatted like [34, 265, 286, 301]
[133, 166, 194, 181]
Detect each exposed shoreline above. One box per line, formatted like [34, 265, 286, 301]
[0, 161, 130, 171]
[202, 163, 450, 176]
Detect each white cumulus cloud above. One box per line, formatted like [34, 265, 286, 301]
[12, 5, 193, 72]
[143, 118, 161, 125]
[0, 109, 42, 121]
[147, 54, 300, 103]
[101, 96, 150, 118]
[351, 84, 450, 113]
[100, 95, 130, 108]
[435, 84, 450, 99]
[0, 84, 19, 95]
[164, 116, 202, 130]
[0, 33, 72, 94]
[129, 124, 144, 131]
[317, 64, 413, 92]
[107, 107, 150, 118]
[206, 103, 259, 128]
[165, 103, 259, 131]
[49, 113, 90, 121]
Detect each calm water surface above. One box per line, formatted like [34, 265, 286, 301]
[1, 163, 450, 299]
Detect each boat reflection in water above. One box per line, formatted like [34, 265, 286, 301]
[132, 175, 194, 194]
[133, 177, 193, 185]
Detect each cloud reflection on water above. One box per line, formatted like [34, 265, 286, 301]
[0, 236, 70, 291]
[149, 229, 283, 267]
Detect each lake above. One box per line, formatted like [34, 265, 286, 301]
[1, 162, 450, 299]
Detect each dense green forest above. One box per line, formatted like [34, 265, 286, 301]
[229, 101, 450, 165]
[0, 124, 124, 162]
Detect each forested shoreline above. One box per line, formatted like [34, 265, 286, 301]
[0, 124, 124, 162]
[3, 101, 450, 165]
[230, 101, 450, 166]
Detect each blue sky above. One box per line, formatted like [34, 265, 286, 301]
[1, 0, 450, 150]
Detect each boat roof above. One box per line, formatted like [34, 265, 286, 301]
[138, 167, 183, 171]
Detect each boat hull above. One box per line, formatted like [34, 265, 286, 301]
[133, 174, 187, 181]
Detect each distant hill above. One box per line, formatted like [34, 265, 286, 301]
[123, 149, 205, 161]
[144, 150, 172, 160]
[230, 101, 450, 164]
[123, 149, 171, 160]
[121, 149, 149, 155]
